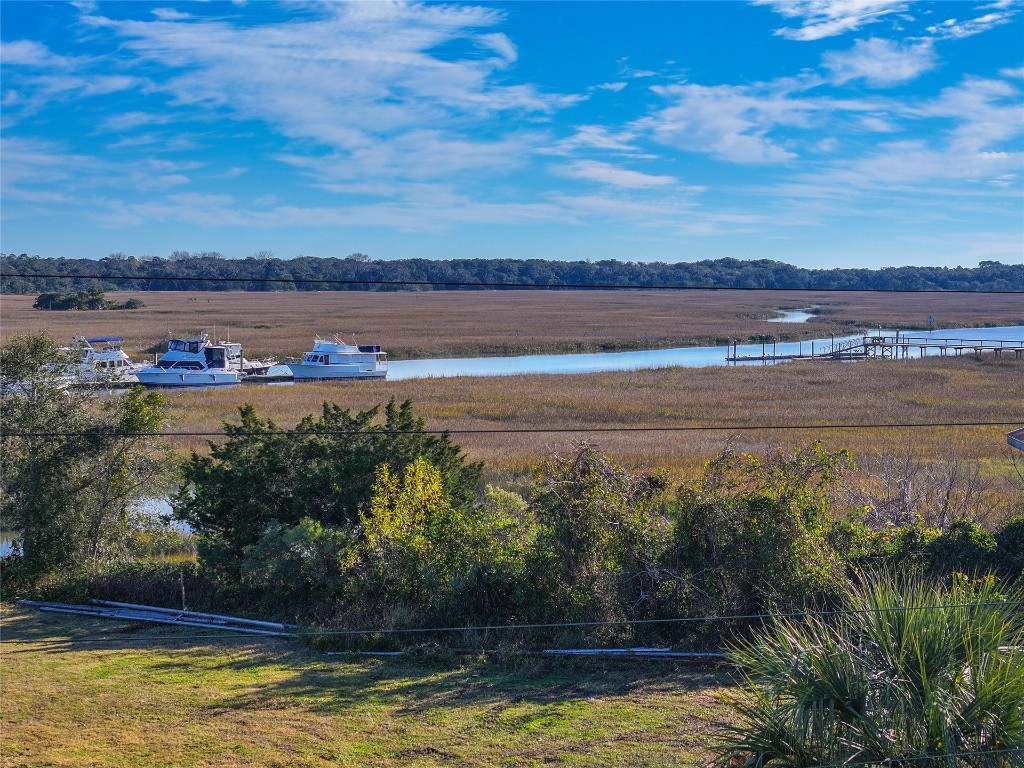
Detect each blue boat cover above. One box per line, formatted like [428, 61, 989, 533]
[85, 336, 124, 343]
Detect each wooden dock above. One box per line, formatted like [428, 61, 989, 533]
[861, 334, 1024, 360]
[1010, 428, 1024, 453]
[726, 334, 1024, 364]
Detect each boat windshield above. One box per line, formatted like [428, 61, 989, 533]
[168, 340, 202, 354]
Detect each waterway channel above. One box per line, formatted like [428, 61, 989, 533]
[387, 325, 1024, 381]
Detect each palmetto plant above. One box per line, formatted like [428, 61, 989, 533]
[718, 572, 1024, 767]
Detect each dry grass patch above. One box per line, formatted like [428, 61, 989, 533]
[1, 605, 736, 768]
[3, 289, 1021, 360]
[158, 356, 1024, 485]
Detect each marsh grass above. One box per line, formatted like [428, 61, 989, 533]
[1, 605, 737, 767]
[3, 289, 1022, 360]
[160, 356, 1024, 488]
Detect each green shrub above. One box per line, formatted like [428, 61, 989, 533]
[995, 515, 1024, 581]
[926, 517, 996, 576]
[241, 518, 360, 622]
[718, 571, 1024, 765]
[176, 399, 483, 578]
[359, 460, 536, 626]
[671, 443, 852, 619]
[525, 442, 672, 637]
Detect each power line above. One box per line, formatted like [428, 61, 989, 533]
[10, 600, 1023, 645]
[1, 420, 1020, 439]
[2, 271, 1022, 293]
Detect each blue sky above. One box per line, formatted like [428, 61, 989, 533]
[1, 0, 1021, 268]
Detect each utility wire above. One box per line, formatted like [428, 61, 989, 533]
[2, 271, 1023, 293]
[2, 420, 1021, 439]
[10, 600, 1023, 646]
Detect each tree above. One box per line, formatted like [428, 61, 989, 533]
[175, 399, 483, 578]
[1, 334, 168, 576]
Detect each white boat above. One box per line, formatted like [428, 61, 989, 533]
[220, 341, 293, 381]
[287, 337, 388, 380]
[135, 333, 241, 387]
[56, 336, 141, 385]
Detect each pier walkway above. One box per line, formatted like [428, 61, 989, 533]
[726, 334, 1024, 364]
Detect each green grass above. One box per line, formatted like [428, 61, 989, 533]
[1, 605, 737, 767]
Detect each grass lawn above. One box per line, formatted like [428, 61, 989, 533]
[1, 606, 737, 767]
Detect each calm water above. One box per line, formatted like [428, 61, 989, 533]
[66, 324, 1024, 387]
[386, 325, 1024, 381]
[0, 498, 184, 558]
[767, 308, 815, 323]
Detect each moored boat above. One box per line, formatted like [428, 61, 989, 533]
[135, 333, 241, 387]
[56, 336, 141, 385]
[287, 337, 388, 380]
[220, 340, 294, 382]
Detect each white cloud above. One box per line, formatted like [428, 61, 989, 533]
[907, 76, 1023, 154]
[857, 115, 899, 132]
[151, 8, 192, 21]
[770, 79, 1024, 201]
[823, 38, 936, 86]
[640, 83, 818, 164]
[752, 0, 910, 41]
[0, 40, 77, 69]
[550, 125, 641, 154]
[927, 8, 1019, 40]
[594, 82, 627, 93]
[70, 1, 580, 190]
[478, 33, 517, 64]
[0, 137, 92, 204]
[100, 111, 174, 132]
[555, 160, 678, 189]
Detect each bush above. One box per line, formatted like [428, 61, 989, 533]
[241, 518, 360, 622]
[995, 515, 1024, 581]
[671, 443, 852, 619]
[524, 442, 673, 640]
[359, 460, 536, 626]
[926, 517, 996, 576]
[175, 399, 483, 578]
[718, 571, 1024, 765]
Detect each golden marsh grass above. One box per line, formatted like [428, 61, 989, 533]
[161, 356, 1024, 484]
[3, 289, 1022, 360]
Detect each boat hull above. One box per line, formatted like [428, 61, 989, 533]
[136, 370, 241, 387]
[287, 363, 387, 381]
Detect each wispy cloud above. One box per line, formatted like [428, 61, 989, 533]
[753, 0, 911, 41]
[926, 6, 1019, 40]
[61, 1, 582, 194]
[767, 76, 1023, 202]
[639, 82, 820, 164]
[554, 160, 679, 189]
[0, 40, 78, 69]
[823, 38, 937, 86]
[550, 126, 642, 155]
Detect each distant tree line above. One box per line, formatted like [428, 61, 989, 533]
[2, 252, 1022, 294]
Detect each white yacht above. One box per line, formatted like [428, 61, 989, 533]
[287, 337, 388, 380]
[57, 336, 141, 385]
[135, 334, 242, 387]
[220, 341, 293, 381]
